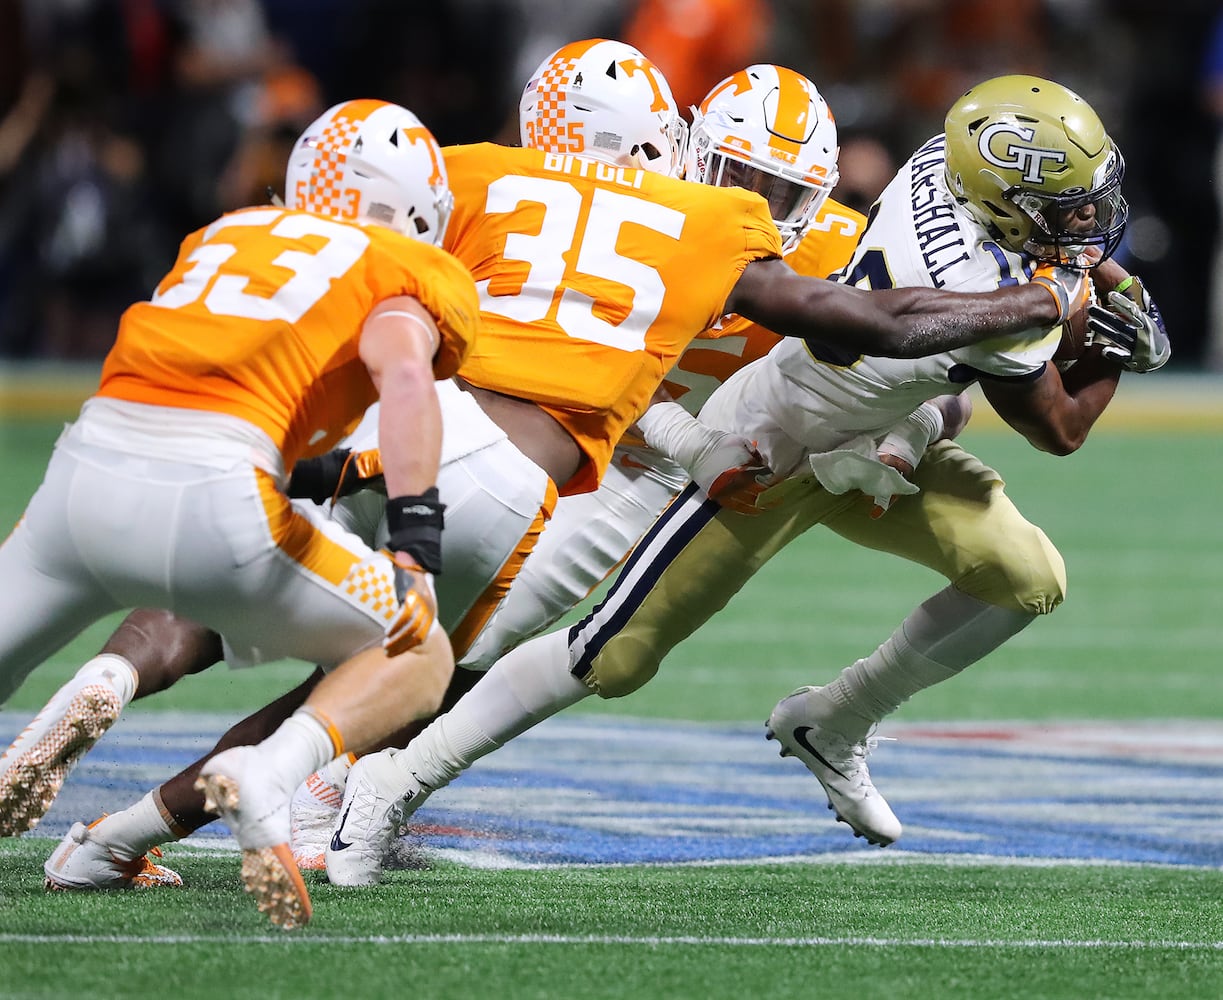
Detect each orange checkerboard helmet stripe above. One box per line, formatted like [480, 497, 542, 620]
[294, 100, 379, 215]
[526, 39, 602, 153]
[518, 38, 686, 177]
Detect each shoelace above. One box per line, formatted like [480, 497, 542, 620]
[117, 851, 154, 876]
[120, 848, 171, 883]
[842, 734, 897, 785]
[854, 733, 897, 757]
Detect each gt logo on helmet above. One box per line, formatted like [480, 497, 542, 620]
[977, 122, 1067, 184]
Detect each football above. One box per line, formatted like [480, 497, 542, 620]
[1053, 299, 1092, 362]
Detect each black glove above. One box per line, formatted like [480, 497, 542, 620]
[288, 448, 381, 504]
[385, 488, 445, 575]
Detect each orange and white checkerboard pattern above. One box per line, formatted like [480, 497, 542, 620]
[301, 111, 362, 215]
[343, 559, 397, 622]
[532, 52, 578, 151]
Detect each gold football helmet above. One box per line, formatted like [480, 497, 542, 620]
[943, 75, 1127, 266]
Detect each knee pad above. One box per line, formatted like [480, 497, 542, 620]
[582, 632, 662, 699]
[958, 520, 1067, 615]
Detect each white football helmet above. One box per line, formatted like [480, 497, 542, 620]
[519, 38, 687, 178]
[685, 64, 839, 252]
[285, 99, 453, 245]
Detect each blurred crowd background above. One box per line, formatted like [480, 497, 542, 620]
[0, 0, 1219, 368]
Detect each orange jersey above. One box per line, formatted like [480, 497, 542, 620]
[98, 207, 479, 467]
[658, 198, 867, 413]
[442, 142, 781, 494]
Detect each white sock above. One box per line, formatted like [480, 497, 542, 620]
[394, 628, 590, 790]
[90, 792, 175, 861]
[73, 654, 138, 704]
[822, 587, 1036, 737]
[314, 754, 355, 788]
[254, 710, 340, 800]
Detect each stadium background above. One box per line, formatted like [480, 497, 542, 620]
[2, 4, 1223, 994]
[0, 0, 1220, 371]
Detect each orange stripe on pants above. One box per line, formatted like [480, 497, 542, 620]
[448, 479, 559, 661]
[256, 470, 396, 622]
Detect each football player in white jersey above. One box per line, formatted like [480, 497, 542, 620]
[324, 74, 1171, 881]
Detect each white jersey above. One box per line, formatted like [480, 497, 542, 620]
[703, 133, 1062, 479]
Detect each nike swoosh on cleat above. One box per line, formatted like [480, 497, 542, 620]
[791, 727, 850, 780]
[329, 802, 354, 851]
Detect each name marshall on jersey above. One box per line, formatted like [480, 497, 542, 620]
[909, 135, 970, 287]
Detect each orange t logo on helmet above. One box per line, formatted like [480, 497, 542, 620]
[619, 58, 669, 113]
[403, 126, 445, 188]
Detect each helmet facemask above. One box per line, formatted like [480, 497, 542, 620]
[1007, 150, 1127, 267]
[626, 108, 688, 177]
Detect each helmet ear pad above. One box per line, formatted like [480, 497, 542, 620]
[942, 75, 1128, 265]
[285, 99, 453, 245]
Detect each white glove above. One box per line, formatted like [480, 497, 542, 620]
[1086, 276, 1171, 373]
[635, 401, 765, 500]
[875, 402, 945, 474]
[868, 402, 945, 517]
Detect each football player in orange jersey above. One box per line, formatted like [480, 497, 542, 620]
[7, 55, 842, 872]
[20, 44, 1091, 925]
[0, 99, 480, 926]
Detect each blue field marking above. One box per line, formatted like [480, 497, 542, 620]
[3, 712, 1221, 868]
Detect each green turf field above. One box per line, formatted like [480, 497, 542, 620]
[1, 376, 1221, 999]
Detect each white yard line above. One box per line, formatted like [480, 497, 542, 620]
[0, 932, 1220, 950]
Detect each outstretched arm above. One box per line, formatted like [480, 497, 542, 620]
[725, 257, 1075, 359]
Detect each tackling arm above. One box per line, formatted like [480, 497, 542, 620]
[358, 295, 446, 654]
[633, 385, 765, 503]
[725, 257, 1076, 359]
[358, 296, 442, 500]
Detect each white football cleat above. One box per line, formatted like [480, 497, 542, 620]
[0, 681, 124, 836]
[325, 750, 429, 887]
[766, 686, 902, 847]
[44, 819, 182, 890]
[195, 746, 311, 929]
[291, 769, 346, 871]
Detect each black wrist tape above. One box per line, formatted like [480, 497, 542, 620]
[385, 488, 445, 575]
